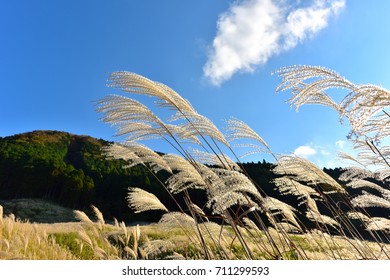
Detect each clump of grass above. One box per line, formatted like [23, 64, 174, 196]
[1, 202, 389, 259]
[71, 205, 181, 260]
[95, 69, 390, 260]
[51, 232, 95, 259]
[0, 207, 76, 259]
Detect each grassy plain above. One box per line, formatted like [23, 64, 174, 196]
[1, 200, 388, 260]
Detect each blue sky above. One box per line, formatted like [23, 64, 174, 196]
[2, 0, 390, 167]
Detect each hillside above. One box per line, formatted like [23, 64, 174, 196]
[0, 130, 168, 222]
[0, 131, 281, 223]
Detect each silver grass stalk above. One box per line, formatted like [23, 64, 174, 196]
[347, 179, 390, 198]
[338, 151, 368, 169]
[105, 74, 228, 146]
[242, 217, 260, 231]
[351, 191, 390, 209]
[126, 187, 168, 213]
[346, 139, 390, 171]
[91, 205, 105, 227]
[114, 122, 172, 142]
[107, 72, 195, 114]
[158, 212, 196, 229]
[274, 177, 321, 212]
[188, 148, 242, 171]
[153, 82, 196, 112]
[132, 224, 141, 259]
[340, 84, 390, 136]
[305, 211, 339, 227]
[77, 229, 94, 248]
[274, 155, 345, 193]
[206, 191, 260, 215]
[263, 197, 301, 229]
[275, 222, 301, 234]
[275, 65, 351, 92]
[74, 210, 94, 226]
[140, 239, 174, 259]
[124, 246, 137, 260]
[120, 221, 131, 245]
[208, 168, 262, 200]
[106, 72, 229, 145]
[189, 203, 207, 218]
[366, 217, 390, 231]
[346, 211, 370, 222]
[275, 65, 348, 110]
[174, 111, 229, 146]
[162, 153, 198, 172]
[274, 177, 321, 199]
[198, 222, 226, 236]
[199, 166, 262, 214]
[359, 113, 390, 141]
[96, 94, 161, 125]
[94, 246, 108, 260]
[133, 224, 141, 244]
[275, 65, 390, 141]
[163, 154, 206, 193]
[226, 118, 270, 152]
[96, 94, 171, 141]
[165, 171, 206, 194]
[338, 167, 377, 182]
[232, 143, 271, 159]
[304, 195, 320, 213]
[104, 142, 172, 174]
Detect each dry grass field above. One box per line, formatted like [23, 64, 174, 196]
[1, 203, 389, 260]
[2, 65, 390, 260]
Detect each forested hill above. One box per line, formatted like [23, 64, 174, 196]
[0, 130, 286, 223]
[0, 130, 169, 222]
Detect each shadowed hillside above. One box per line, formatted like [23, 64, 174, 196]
[0, 130, 168, 222]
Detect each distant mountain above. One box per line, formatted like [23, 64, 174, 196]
[0, 130, 279, 223]
[0, 130, 168, 222]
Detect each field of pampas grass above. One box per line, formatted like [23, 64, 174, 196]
[2, 65, 390, 260]
[1, 204, 389, 260]
[94, 67, 390, 259]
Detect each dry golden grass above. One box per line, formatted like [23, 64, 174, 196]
[117, 223, 390, 260]
[0, 214, 76, 260]
[1, 205, 389, 260]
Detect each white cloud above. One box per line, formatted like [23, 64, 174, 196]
[203, 0, 345, 86]
[335, 140, 346, 149]
[294, 145, 317, 158]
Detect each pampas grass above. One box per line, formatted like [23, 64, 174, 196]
[0, 205, 76, 260]
[5, 64, 390, 260]
[91, 205, 105, 229]
[351, 191, 390, 209]
[92, 69, 390, 260]
[73, 210, 94, 226]
[159, 212, 196, 229]
[1, 203, 389, 260]
[127, 187, 169, 213]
